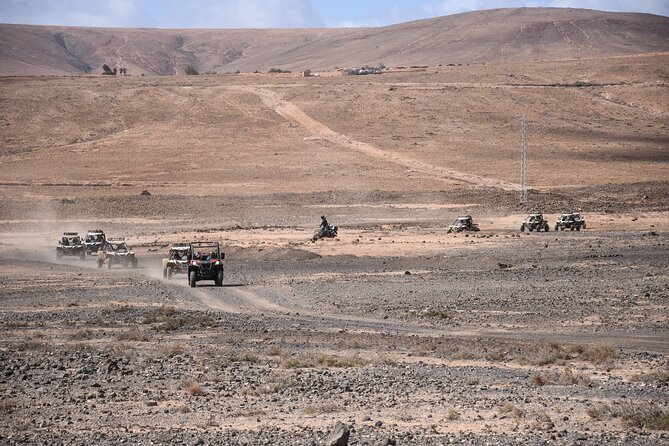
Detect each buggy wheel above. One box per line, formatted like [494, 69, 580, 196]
[215, 269, 223, 287]
[189, 271, 197, 288]
[576, 226, 580, 231]
[528, 226, 534, 232]
[166, 267, 173, 280]
[545, 223, 550, 232]
[582, 222, 586, 229]
[107, 260, 112, 269]
[520, 224, 525, 232]
[555, 224, 559, 231]
[571, 226, 575, 231]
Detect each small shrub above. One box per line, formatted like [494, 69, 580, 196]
[226, 351, 260, 364]
[117, 330, 149, 342]
[185, 64, 199, 75]
[71, 328, 95, 340]
[175, 403, 190, 413]
[280, 353, 367, 369]
[498, 403, 524, 419]
[629, 369, 669, 383]
[304, 403, 340, 415]
[446, 408, 461, 420]
[163, 343, 185, 357]
[182, 378, 205, 396]
[621, 403, 669, 430]
[579, 345, 618, 365]
[102, 64, 116, 75]
[0, 400, 16, 412]
[420, 309, 451, 319]
[588, 401, 669, 430]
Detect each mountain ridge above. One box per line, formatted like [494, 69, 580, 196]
[1, 7, 668, 76]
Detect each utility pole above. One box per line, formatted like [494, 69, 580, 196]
[520, 116, 527, 205]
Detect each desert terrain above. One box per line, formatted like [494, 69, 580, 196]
[1, 9, 668, 445]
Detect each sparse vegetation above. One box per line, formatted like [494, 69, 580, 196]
[182, 378, 205, 396]
[102, 64, 116, 75]
[446, 408, 461, 420]
[280, 353, 367, 369]
[0, 400, 16, 412]
[304, 403, 340, 415]
[116, 330, 149, 341]
[268, 68, 291, 73]
[588, 401, 669, 430]
[530, 368, 591, 386]
[185, 64, 199, 75]
[498, 403, 525, 419]
[142, 306, 217, 331]
[629, 369, 669, 383]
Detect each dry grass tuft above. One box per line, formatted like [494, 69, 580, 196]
[0, 400, 16, 412]
[304, 403, 341, 415]
[515, 342, 618, 366]
[629, 369, 669, 384]
[280, 353, 367, 369]
[117, 330, 149, 342]
[182, 378, 205, 396]
[530, 368, 591, 386]
[70, 328, 95, 340]
[142, 306, 217, 331]
[446, 408, 461, 420]
[175, 403, 190, 413]
[498, 403, 525, 419]
[163, 343, 185, 357]
[587, 401, 669, 430]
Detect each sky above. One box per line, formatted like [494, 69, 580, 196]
[0, 0, 667, 28]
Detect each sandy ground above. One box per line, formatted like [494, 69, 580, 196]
[0, 54, 668, 445]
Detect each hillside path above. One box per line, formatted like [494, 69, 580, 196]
[234, 86, 521, 191]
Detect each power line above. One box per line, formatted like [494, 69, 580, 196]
[520, 116, 527, 205]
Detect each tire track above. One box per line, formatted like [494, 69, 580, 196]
[234, 86, 520, 191]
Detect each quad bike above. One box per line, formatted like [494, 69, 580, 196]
[56, 232, 86, 260]
[312, 225, 338, 242]
[188, 241, 225, 287]
[447, 216, 480, 233]
[521, 213, 550, 232]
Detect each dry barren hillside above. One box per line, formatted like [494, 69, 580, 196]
[0, 8, 668, 76]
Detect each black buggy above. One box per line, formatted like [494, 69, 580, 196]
[188, 242, 225, 287]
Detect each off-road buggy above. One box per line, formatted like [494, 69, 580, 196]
[162, 245, 189, 280]
[188, 241, 225, 287]
[555, 213, 586, 231]
[84, 229, 106, 255]
[447, 215, 480, 233]
[56, 232, 85, 259]
[312, 225, 338, 242]
[521, 213, 550, 232]
[97, 238, 138, 269]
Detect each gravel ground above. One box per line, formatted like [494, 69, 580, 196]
[1, 228, 667, 445]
